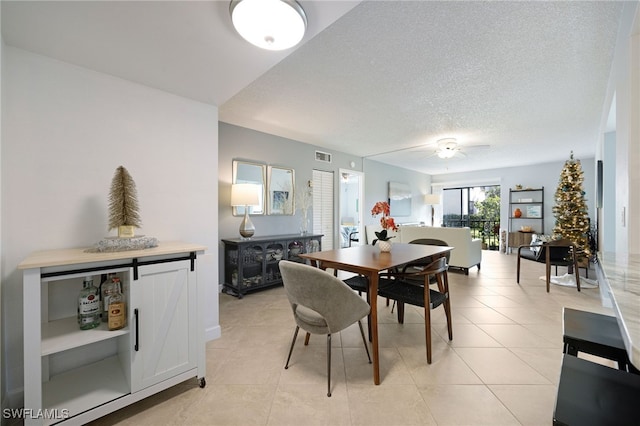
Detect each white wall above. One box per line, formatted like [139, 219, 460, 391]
[603, 132, 617, 252]
[596, 2, 640, 254]
[1, 47, 219, 403]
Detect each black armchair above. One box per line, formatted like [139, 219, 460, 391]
[516, 238, 581, 292]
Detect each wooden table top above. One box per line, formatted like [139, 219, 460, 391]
[18, 241, 207, 270]
[300, 243, 453, 272]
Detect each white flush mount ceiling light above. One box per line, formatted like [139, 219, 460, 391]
[230, 0, 307, 51]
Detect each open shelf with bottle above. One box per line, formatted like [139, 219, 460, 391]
[19, 242, 207, 425]
[222, 233, 323, 298]
[508, 187, 544, 251]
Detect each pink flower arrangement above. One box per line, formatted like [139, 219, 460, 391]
[371, 201, 398, 244]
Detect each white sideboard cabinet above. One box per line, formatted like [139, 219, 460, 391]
[19, 242, 207, 425]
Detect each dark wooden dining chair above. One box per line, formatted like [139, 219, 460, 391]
[377, 257, 452, 363]
[382, 238, 451, 314]
[516, 238, 581, 292]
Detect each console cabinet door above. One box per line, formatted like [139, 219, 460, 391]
[131, 260, 197, 392]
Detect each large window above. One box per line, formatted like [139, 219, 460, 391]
[443, 185, 500, 250]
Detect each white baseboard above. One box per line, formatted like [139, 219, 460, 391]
[206, 325, 221, 342]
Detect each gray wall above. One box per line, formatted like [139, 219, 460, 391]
[218, 123, 432, 283]
[432, 158, 597, 238]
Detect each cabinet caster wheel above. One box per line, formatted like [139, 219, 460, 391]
[199, 377, 206, 388]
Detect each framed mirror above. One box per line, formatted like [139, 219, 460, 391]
[232, 160, 266, 216]
[268, 166, 295, 215]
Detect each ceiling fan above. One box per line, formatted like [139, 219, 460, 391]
[364, 137, 490, 160]
[430, 138, 490, 159]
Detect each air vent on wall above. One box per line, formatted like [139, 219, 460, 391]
[315, 150, 332, 163]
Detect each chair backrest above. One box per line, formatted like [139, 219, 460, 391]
[395, 256, 449, 289]
[279, 260, 370, 333]
[409, 238, 451, 263]
[545, 238, 575, 263]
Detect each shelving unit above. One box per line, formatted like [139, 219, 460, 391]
[222, 233, 323, 298]
[508, 187, 544, 251]
[19, 242, 207, 425]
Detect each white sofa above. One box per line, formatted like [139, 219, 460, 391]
[365, 224, 482, 274]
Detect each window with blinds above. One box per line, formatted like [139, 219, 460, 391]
[312, 170, 334, 250]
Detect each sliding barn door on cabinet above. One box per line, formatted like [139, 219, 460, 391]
[131, 259, 197, 392]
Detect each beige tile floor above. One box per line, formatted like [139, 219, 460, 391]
[92, 250, 614, 425]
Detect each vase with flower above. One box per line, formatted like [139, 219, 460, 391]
[371, 201, 398, 252]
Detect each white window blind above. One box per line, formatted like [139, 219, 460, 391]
[312, 170, 334, 250]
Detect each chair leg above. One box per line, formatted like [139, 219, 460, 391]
[285, 326, 300, 369]
[327, 334, 332, 397]
[358, 320, 372, 364]
[396, 301, 405, 324]
[546, 262, 551, 293]
[516, 255, 521, 283]
[444, 299, 453, 341]
[425, 304, 432, 364]
[574, 262, 581, 292]
[304, 332, 311, 345]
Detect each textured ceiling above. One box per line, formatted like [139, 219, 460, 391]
[220, 1, 625, 174]
[1, 1, 626, 176]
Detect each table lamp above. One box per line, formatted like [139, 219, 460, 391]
[424, 194, 441, 227]
[231, 183, 260, 238]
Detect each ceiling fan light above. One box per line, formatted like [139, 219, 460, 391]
[437, 148, 456, 159]
[230, 0, 307, 51]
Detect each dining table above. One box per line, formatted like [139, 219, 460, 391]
[300, 242, 453, 385]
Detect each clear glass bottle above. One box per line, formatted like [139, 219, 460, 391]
[78, 276, 101, 330]
[108, 278, 126, 331]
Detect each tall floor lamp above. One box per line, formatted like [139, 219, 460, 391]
[231, 183, 261, 238]
[424, 194, 441, 227]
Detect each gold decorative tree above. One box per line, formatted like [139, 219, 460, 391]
[108, 166, 141, 237]
[552, 152, 591, 263]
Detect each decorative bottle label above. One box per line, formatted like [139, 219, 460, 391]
[78, 276, 101, 330]
[108, 278, 126, 331]
[108, 301, 126, 330]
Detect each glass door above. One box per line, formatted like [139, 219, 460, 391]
[339, 169, 364, 247]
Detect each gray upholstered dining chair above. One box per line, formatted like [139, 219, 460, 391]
[279, 260, 372, 397]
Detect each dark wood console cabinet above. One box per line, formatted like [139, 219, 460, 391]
[222, 234, 323, 297]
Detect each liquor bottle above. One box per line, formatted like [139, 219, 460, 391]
[78, 276, 101, 330]
[101, 273, 117, 322]
[108, 277, 126, 331]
